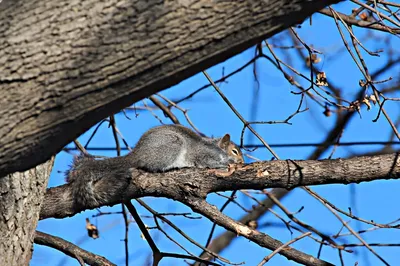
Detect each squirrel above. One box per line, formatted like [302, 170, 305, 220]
[66, 124, 244, 208]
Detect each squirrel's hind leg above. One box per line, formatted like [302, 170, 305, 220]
[130, 132, 188, 172]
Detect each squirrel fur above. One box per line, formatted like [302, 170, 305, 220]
[66, 124, 244, 208]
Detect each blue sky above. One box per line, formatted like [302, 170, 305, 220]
[32, 2, 400, 266]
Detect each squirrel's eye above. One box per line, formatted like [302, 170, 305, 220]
[232, 149, 238, 155]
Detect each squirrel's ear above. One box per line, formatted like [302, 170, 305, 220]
[218, 134, 231, 149]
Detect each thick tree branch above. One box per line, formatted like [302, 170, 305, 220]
[40, 153, 400, 220]
[0, 0, 342, 177]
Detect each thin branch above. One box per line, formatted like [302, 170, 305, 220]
[318, 8, 400, 34]
[124, 201, 162, 266]
[109, 115, 130, 266]
[305, 188, 391, 266]
[202, 70, 280, 159]
[136, 199, 235, 265]
[149, 96, 180, 125]
[204, 191, 237, 249]
[63, 140, 400, 152]
[34, 231, 115, 266]
[266, 191, 349, 252]
[257, 232, 312, 266]
[176, 56, 259, 104]
[73, 140, 90, 156]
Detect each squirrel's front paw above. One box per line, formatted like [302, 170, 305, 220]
[208, 163, 237, 177]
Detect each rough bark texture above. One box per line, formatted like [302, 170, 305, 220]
[40, 153, 400, 220]
[0, 158, 54, 266]
[0, 0, 342, 177]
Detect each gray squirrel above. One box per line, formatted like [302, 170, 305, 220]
[129, 124, 244, 171]
[66, 124, 244, 208]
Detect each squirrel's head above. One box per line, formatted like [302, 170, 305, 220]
[218, 134, 244, 164]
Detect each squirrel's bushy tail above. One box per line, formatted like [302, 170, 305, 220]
[65, 156, 99, 208]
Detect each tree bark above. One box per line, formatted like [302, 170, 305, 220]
[0, 0, 342, 177]
[0, 158, 54, 266]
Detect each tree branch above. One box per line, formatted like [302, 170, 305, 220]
[184, 196, 332, 266]
[318, 8, 400, 34]
[41, 153, 400, 220]
[34, 231, 115, 266]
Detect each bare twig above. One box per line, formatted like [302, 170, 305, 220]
[305, 188, 391, 266]
[257, 232, 312, 266]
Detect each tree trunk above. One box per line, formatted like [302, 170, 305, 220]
[0, 158, 54, 266]
[0, 0, 342, 177]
